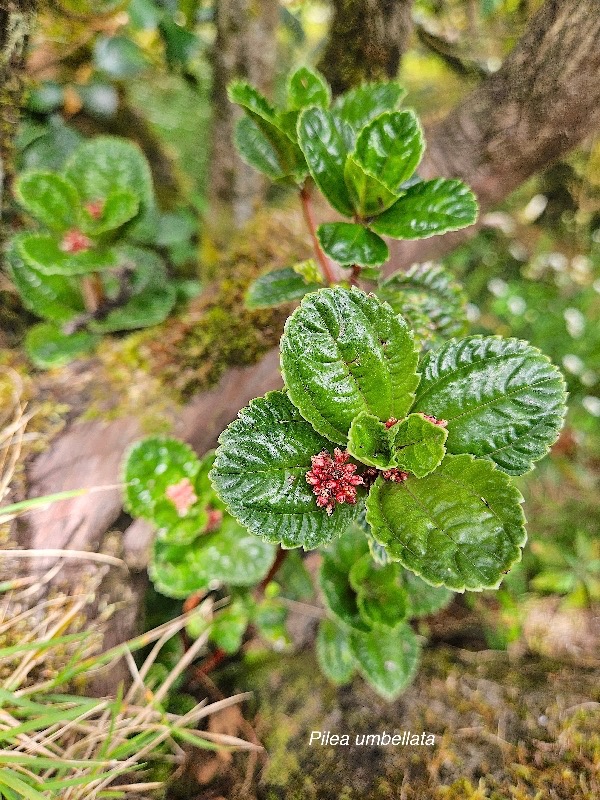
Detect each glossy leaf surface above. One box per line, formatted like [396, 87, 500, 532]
[317, 222, 389, 267]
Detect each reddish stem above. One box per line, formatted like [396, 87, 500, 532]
[257, 546, 288, 594]
[196, 647, 227, 675]
[300, 184, 337, 285]
[349, 264, 361, 287]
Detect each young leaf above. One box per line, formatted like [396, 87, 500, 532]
[229, 81, 305, 180]
[280, 287, 420, 444]
[234, 116, 290, 182]
[317, 222, 389, 267]
[344, 155, 398, 216]
[17, 233, 117, 276]
[378, 262, 468, 341]
[347, 412, 397, 469]
[333, 81, 406, 144]
[287, 66, 330, 109]
[391, 413, 447, 478]
[15, 172, 79, 232]
[371, 178, 478, 239]
[210, 391, 360, 549]
[352, 110, 424, 194]
[150, 519, 276, 598]
[24, 323, 97, 369]
[6, 237, 84, 323]
[64, 136, 154, 210]
[349, 622, 420, 700]
[297, 107, 354, 216]
[245, 265, 322, 309]
[209, 599, 250, 654]
[80, 188, 139, 235]
[366, 454, 527, 592]
[412, 336, 568, 475]
[316, 619, 356, 684]
[349, 554, 408, 628]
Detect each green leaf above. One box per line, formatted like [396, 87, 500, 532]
[209, 599, 250, 653]
[6, 237, 84, 323]
[366, 454, 527, 591]
[349, 622, 420, 700]
[24, 323, 97, 369]
[412, 336, 568, 475]
[378, 262, 468, 342]
[150, 518, 276, 598]
[349, 554, 408, 628]
[273, 550, 314, 600]
[234, 116, 290, 182]
[352, 110, 424, 194]
[391, 413, 447, 477]
[17, 233, 117, 276]
[253, 598, 290, 648]
[80, 189, 139, 235]
[210, 391, 360, 549]
[347, 412, 397, 469]
[297, 107, 354, 216]
[229, 81, 305, 180]
[333, 81, 406, 145]
[94, 34, 148, 77]
[64, 136, 154, 212]
[280, 287, 420, 444]
[371, 179, 478, 239]
[15, 172, 78, 232]
[317, 222, 389, 267]
[287, 66, 330, 109]
[316, 619, 356, 684]
[403, 570, 453, 617]
[344, 155, 398, 216]
[245, 266, 322, 309]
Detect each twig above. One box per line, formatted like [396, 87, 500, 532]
[299, 184, 336, 285]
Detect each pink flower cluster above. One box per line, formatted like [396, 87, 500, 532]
[306, 448, 364, 516]
[381, 468, 409, 483]
[165, 477, 198, 517]
[60, 229, 92, 254]
[85, 199, 105, 220]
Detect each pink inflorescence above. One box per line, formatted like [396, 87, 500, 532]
[385, 417, 399, 429]
[306, 448, 364, 516]
[381, 468, 409, 483]
[165, 477, 198, 517]
[85, 199, 105, 220]
[421, 414, 448, 428]
[60, 229, 93, 254]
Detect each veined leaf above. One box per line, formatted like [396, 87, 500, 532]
[80, 188, 139, 235]
[349, 622, 420, 700]
[280, 287, 419, 444]
[391, 413, 447, 477]
[24, 323, 98, 369]
[317, 222, 389, 267]
[316, 619, 356, 684]
[210, 391, 360, 549]
[366, 454, 527, 592]
[344, 155, 398, 216]
[287, 66, 330, 109]
[412, 336, 568, 475]
[245, 266, 322, 309]
[378, 262, 468, 341]
[403, 570, 454, 617]
[349, 554, 408, 628]
[333, 81, 406, 146]
[235, 116, 291, 182]
[15, 172, 79, 232]
[347, 411, 397, 468]
[353, 110, 424, 194]
[297, 107, 354, 216]
[371, 178, 478, 239]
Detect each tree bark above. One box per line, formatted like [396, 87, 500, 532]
[0, 1, 36, 225]
[207, 0, 279, 229]
[387, 0, 600, 273]
[318, 0, 413, 96]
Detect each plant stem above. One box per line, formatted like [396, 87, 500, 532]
[349, 264, 361, 287]
[257, 546, 288, 594]
[299, 184, 336, 286]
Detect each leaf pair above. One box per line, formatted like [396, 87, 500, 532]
[211, 287, 567, 592]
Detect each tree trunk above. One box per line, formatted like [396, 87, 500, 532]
[0, 1, 36, 226]
[208, 0, 279, 229]
[318, 0, 413, 96]
[387, 0, 600, 273]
